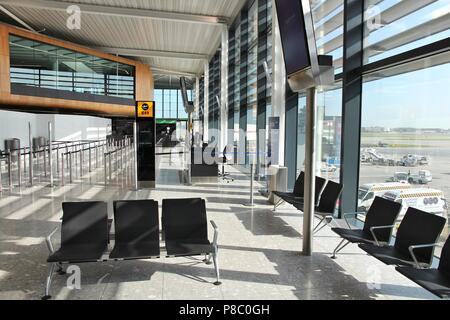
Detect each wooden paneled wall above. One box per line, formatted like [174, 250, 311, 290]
[0, 23, 153, 117]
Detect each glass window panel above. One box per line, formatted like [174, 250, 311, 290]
[171, 90, 178, 118]
[297, 85, 342, 183]
[360, 51, 450, 245]
[155, 89, 163, 118]
[8, 34, 135, 99]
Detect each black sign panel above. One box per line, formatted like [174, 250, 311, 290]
[135, 101, 156, 187]
[274, 0, 311, 75]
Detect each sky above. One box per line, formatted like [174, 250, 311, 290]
[315, 58, 450, 130]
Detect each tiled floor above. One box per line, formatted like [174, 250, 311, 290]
[0, 152, 439, 300]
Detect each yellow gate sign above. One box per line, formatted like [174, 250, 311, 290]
[136, 101, 154, 118]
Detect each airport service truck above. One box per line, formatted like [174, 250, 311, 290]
[396, 154, 429, 167]
[358, 182, 412, 212]
[389, 170, 432, 184]
[382, 188, 447, 220]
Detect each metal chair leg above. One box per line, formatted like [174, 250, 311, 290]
[204, 254, 212, 265]
[42, 263, 56, 300]
[313, 217, 325, 232]
[314, 222, 328, 234]
[57, 262, 66, 275]
[273, 198, 284, 211]
[212, 249, 221, 286]
[313, 215, 333, 234]
[331, 239, 350, 259]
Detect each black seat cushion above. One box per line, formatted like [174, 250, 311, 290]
[272, 172, 304, 200]
[362, 197, 401, 242]
[272, 191, 304, 204]
[272, 191, 293, 199]
[359, 243, 418, 266]
[316, 180, 343, 214]
[396, 267, 450, 299]
[110, 242, 160, 260]
[49, 201, 109, 263]
[438, 236, 450, 273]
[292, 171, 305, 197]
[162, 198, 208, 242]
[111, 200, 160, 260]
[166, 239, 212, 257]
[394, 208, 446, 264]
[273, 173, 327, 206]
[332, 228, 375, 245]
[48, 244, 106, 263]
[162, 198, 211, 257]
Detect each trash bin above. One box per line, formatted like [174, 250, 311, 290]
[32, 137, 46, 150]
[4, 138, 20, 163]
[268, 165, 288, 204]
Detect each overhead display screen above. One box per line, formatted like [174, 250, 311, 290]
[274, 0, 311, 75]
[180, 77, 190, 108]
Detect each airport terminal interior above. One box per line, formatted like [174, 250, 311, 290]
[0, 0, 449, 301]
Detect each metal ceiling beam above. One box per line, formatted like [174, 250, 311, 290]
[315, 0, 383, 38]
[151, 67, 197, 78]
[365, 12, 450, 56]
[0, 4, 36, 32]
[0, 0, 229, 25]
[96, 47, 209, 60]
[318, 0, 444, 55]
[312, 0, 342, 23]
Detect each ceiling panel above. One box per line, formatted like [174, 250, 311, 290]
[0, 0, 245, 76]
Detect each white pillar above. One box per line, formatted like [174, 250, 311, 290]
[220, 25, 229, 151]
[203, 60, 209, 143]
[316, 104, 325, 176]
[271, 1, 286, 166]
[194, 77, 200, 138]
[303, 87, 317, 256]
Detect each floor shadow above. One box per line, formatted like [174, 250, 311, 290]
[232, 207, 302, 238]
[207, 196, 268, 206]
[155, 186, 251, 197]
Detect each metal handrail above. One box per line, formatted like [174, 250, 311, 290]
[1, 137, 131, 189]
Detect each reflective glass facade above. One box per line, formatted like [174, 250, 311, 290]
[200, 0, 450, 225]
[359, 51, 450, 238]
[225, 0, 273, 167]
[208, 52, 221, 134]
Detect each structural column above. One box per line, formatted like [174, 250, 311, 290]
[194, 77, 201, 138]
[203, 60, 210, 143]
[270, 1, 286, 166]
[340, 0, 365, 214]
[303, 87, 317, 256]
[220, 25, 229, 152]
[284, 90, 298, 189]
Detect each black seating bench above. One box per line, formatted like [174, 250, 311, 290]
[331, 196, 402, 259]
[359, 207, 446, 268]
[293, 180, 343, 234]
[109, 200, 160, 260]
[43, 198, 220, 300]
[272, 172, 327, 211]
[162, 198, 220, 285]
[396, 235, 450, 299]
[44, 201, 109, 299]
